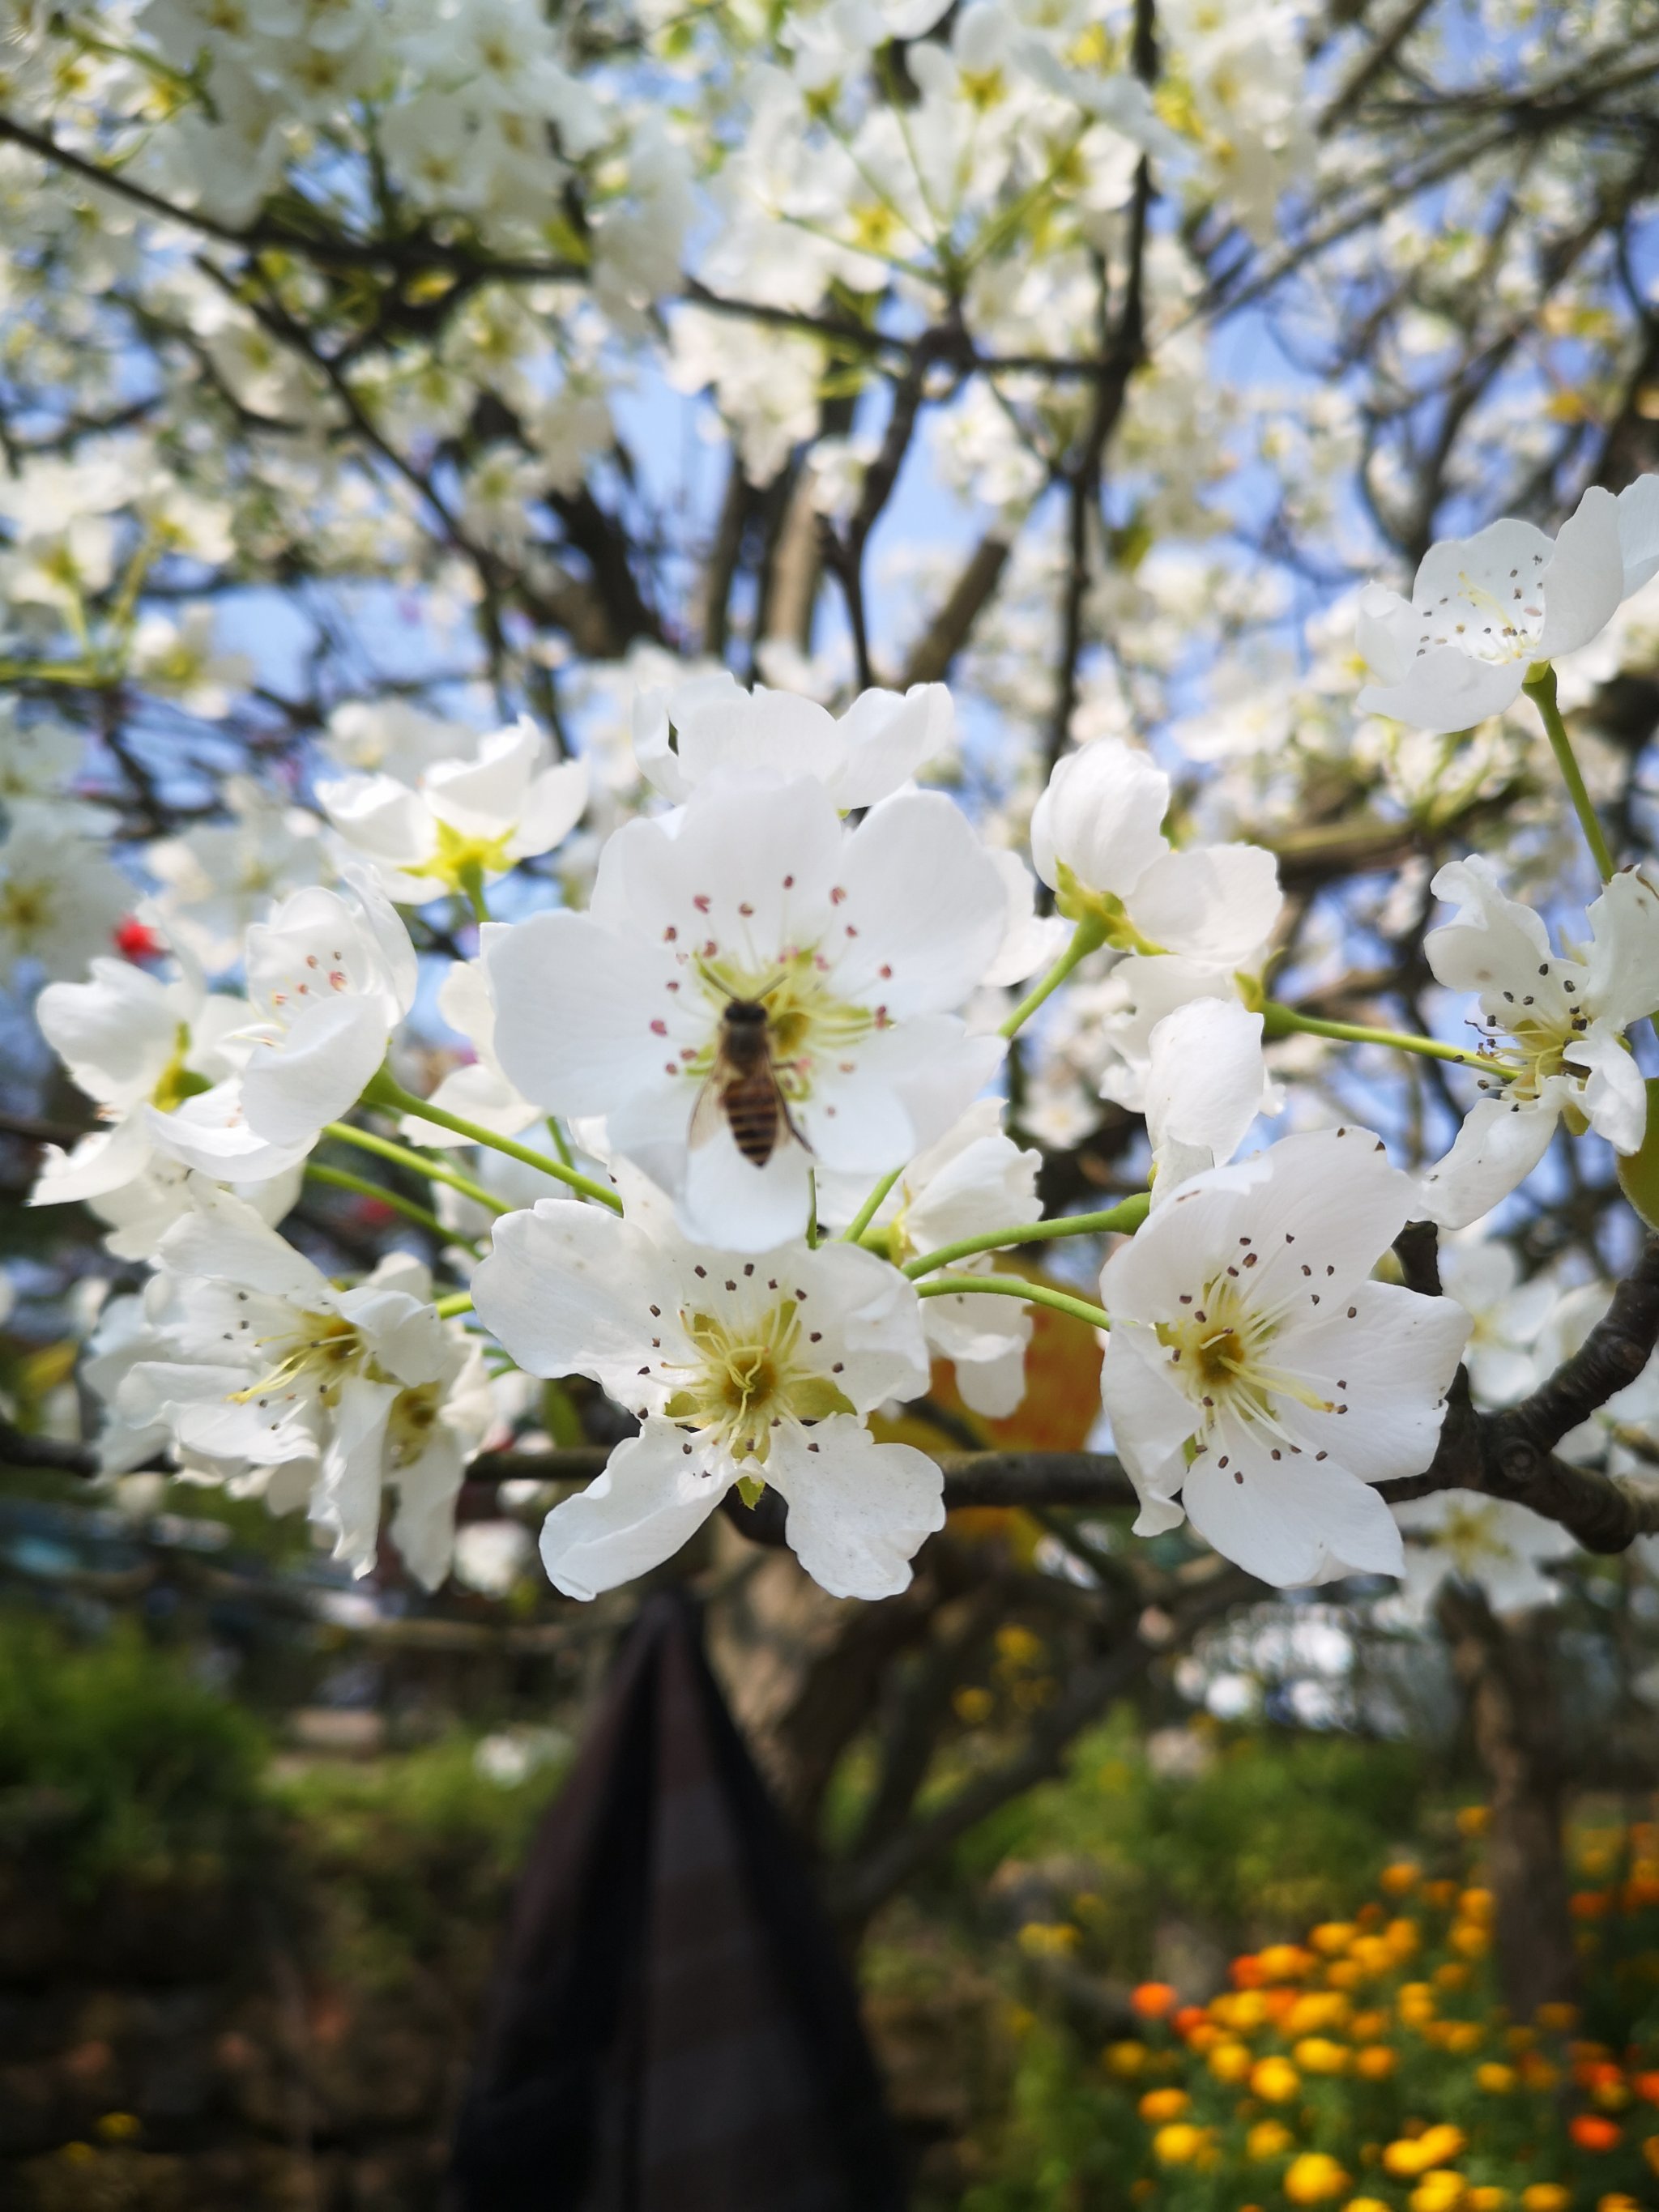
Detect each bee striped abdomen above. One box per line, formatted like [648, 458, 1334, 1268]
[721, 1069, 783, 1165]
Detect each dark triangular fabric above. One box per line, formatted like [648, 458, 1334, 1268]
[450, 1588, 907, 2212]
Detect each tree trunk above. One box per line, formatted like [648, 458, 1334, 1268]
[1436, 1582, 1578, 2017]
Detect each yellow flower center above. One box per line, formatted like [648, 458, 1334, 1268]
[661, 1296, 853, 1481]
[1155, 1272, 1333, 1444]
[228, 1312, 371, 1412]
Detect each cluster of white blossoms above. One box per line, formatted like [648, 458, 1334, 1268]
[41, 543, 1659, 1613]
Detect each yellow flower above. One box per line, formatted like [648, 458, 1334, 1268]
[1286, 2154, 1351, 2204]
[1294, 2037, 1350, 2075]
[1250, 2056, 1301, 2103]
[1410, 2174, 1468, 2212]
[1456, 1805, 1490, 1836]
[1209, 2040, 1253, 2084]
[1520, 2190, 1570, 2212]
[1459, 1887, 1495, 1923]
[1476, 2063, 1517, 2094]
[1017, 1920, 1078, 1958]
[1287, 1992, 1352, 2035]
[1138, 2088, 1190, 2124]
[1451, 1921, 1491, 1959]
[1434, 1963, 1472, 1990]
[1380, 1862, 1422, 1894]
[1152, 2122, 1207, 2166]
[1104, 2039, 1146, 2076]
[1386, 1918, 1421, 1959]
[95, 2113, 141, 2142]
[1536, 2003, 1579, 2034]
[1346, 2201, 1394, 2212]
[953, 1686, 992, 1724]
[995, 1623, 1043, 1669]
[1258, 1944, 1314, 1981]
[1311, 1922, 1357, 1956]
[1246, 2120, 1294, 2160]
[1384, 2126, 1466, 2178]
[1596, 2197, 1642, 2212]
[1354, 2045, 1398, 2081]
[1442, 2022, 1484, 2055]
[1467, 2193, 1509, 2211]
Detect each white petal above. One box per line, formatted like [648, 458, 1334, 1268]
[1144, 999, 1265, 1195]
[1418, 1093, 1562, 1228]
[1353, 582, 1417, 685]
[589, 778, 842, 956]
[1358, 649, 1527, 735]
[147, 1080, 314, 1183]
[485, 910, 686, 1118]
[768, 1418, 944, 1598]
[1129, 844, 1282, 967]
[953, 1341, 1030, 1419]
[403, 1061, 538, 1145]
[1099, 1324, 1194, 1534]
[471, 1199, 672, 1402]
[1617, 474, 1659, 596]
[1276, 1279, 1469, 1484]
[36, 959, 183, 1109]
[923, 1280, 1030, 1368]
[981, 848, 1073, 988]
[1584, 867, 1659, 1031]
[1184, 1421, 1405, 1587]
[311, 1374, 400, 1577]
[29, 1112, 154, 1207]
[1030, 739, 1168, 897]
[539, 1420, 726, 1599]
[1425, 854, 1557, 998]
[505, 757, 589, 860]
[834, 683, 950, 807]
[677, 1119, 812, 1251]
[389, 1423, 465, 1591]
[832, 790, 1008, 1013]
[1536, 485, 1624, 658]
[424, 718, 543, 839]
[317, 772, 433, 867]
[158, 1183, 333, 1303]
[1574, 1021, 1646, 1153]
[239, 995, 390, 1144]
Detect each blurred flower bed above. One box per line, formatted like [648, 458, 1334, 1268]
[1087, 1811, 1659, 2212]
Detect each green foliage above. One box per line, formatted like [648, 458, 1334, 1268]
[0, 1613, 266, 1888]
[954, 1715, 1427, 1965]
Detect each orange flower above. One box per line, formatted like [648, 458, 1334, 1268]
[1455, 1805, 1490, 1837]
[1632, 2073, 1659, 2104]
[1354, 2045, 1397, 2081]
[1520, 2189, 1569, 2212]
[1173, 2004, 1206, 2037]
[1536, 2002, 1580, 2033]
[1139, 2087, 1191, 2124]
[1131, 1981, 1178, 2019]
[1380, 1863, 1421, 1895]
[1571, 1890, 1613, 1921]
[1570, 2114, 1623, 2152]
[1644, 2135, 1659, 2176]
[1231, 1954, 1267, 1989]
[1476, 2064, 1517, 2094]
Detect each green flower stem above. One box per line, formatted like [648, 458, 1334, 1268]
[323, 1121, 508, 1217]
[915, 1273, 1111, 1332]
[435, 1292, 474, 1319]
[999, 916, 1108, 1040]
[455, 859, 492, 923]
[303, 1160, 476, 1251]
[360, 1070, 622, 1212]
[1525, 660, 1616, 882]
[903, 1193, 1151, 1281]
[1260, 1000, 1501, 1073]
[841, 1164, 906, 1246]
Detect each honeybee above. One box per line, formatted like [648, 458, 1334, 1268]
[689, 995, 810, 1167]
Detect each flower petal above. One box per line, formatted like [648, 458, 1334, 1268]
[1536, 485, 1624, 658]
[767, 1417, 944, 1598]
[471, 1199, 672, 1403]
[539, 1420, 726, 1600]
[1183, 1420, 1405, 1586]
[1418, 1092, 1562, 1229]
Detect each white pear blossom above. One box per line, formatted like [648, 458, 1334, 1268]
[1391, 1492, 1577, 1619]
[1419, 856, 1659, 1228]
[471, 1198, 945, 1600]
[1437, 1231, 1557, 1407]
[117, 1187, 488, 1586]
[29, 928, 301, 1247]
[318, 716, 588, 903]
[631, 673, 951, 811]
[144, 776, 326, 971]
[0, 803, 133, 983]
[821, 1099, 1042, 1417]
[1100, 1127, 1469, 1587]
[1355, 476, 1659, 734]
[484, 778, 1006, 1251]
[1143, 996, 1269, 1200]
[1031, 739, 1282, 968]
[401, 937, 539, 1146]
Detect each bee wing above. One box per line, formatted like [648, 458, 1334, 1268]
[688, 1066, 729, 1151]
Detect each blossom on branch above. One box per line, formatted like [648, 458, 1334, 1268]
[1099, 1127, 1469, 1587]
[1419, 856, 1659, 1228]
[471, 1196, 945, 1600]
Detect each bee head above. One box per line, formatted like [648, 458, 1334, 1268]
[725, 999, 769, 1027]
